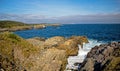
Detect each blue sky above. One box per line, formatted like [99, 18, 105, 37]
[0, 0, 120, 23]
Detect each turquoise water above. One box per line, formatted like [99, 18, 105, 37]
[14, 24, 120, 42]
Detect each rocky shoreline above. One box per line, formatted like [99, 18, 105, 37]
[79, 42, 120, 71]
[0, 24, 60, 32]
[0, 32, 119, 71]
[0, 32, 88, 71]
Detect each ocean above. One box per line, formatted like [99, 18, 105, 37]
[14, 24, 120, 42]
[14, 24, 120, 70]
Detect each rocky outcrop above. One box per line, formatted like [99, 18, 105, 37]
[0, 32, 88, 71]
[58, 36, 88, 56]
[27, 35, 88, 71]
[44, 36, 65, 48]
[0, 26, 33, 32]
[36, 48, 67, 71]
[33, 24, 46, 29]
[0, 32, 39, 71]
[0, 20, 60, 32]
[26, 37, 46, 50]
[79, 42, 120, 71]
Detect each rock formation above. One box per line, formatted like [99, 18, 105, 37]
[79, 42, 120, 71]
[0, 32, 39, 71]
[44, 36, 65, 48]
[58, 36, 88, 56]
[0, 32, 88, 71]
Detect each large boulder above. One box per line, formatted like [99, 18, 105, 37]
[58, 39, 79, 56]
[79, 42, 120, 71]
[58, 36, 89, 56]
[44, 36, 65, 48]
[36, 48, 67, 71]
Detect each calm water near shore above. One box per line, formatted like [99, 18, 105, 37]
[14, 24, 120, 70]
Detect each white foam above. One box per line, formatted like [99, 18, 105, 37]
[65, 39, 103, 70]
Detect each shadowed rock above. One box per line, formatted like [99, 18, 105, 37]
[79, 42, 120, 71]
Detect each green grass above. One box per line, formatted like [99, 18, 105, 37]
[0, 20, 27, 28]
[0, 32, 38, 58]
[0, 32, 39, 70]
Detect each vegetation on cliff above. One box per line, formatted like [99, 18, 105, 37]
[0, 20, 60, 32]
[0, 20, 26, 28]
[0, 32, 39, 71]
[0, 32, 89, 71]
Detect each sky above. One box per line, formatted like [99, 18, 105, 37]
[0, 0, 120, 24]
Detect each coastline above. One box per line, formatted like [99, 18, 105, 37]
[0, 32, 119, 71]
[0, 24, 119, 71]
[0, 24, 60, 32]
[0, 20, 60, 32]
[65, 39, 103, 70]
[79, 42, 120, 71]
[0, 32, 88, 71]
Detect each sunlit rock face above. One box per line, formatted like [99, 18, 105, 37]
[57, 36, 89, 56]
[0, 32, 89, 71]
[27, 36, 89, 71]
[36, 48, 67, 71]
[44, 36, 65, 48]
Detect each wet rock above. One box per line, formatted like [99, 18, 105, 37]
[79, 42, 120, 71]
[58, 36, 89, 56]
[69, 36, 89, 48]
[80, 58, 95, 71]
[74, 62, 82, 66]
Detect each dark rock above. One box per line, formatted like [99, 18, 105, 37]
[79, 42, 120, 71]
[74, 62, 82, 66]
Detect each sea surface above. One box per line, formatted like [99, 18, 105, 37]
[14, 24, 120, 42]
[14, 24, 120, 70]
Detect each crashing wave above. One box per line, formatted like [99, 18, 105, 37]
[65, 39, 104, 70]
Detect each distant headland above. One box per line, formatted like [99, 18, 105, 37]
[0, 20, 60, 32]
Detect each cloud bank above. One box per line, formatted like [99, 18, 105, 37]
[0, 13, 120, 24]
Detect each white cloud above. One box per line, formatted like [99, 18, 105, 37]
[0, 13, 120, 24]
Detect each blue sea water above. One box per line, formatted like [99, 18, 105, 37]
[14, 24, 120, 42]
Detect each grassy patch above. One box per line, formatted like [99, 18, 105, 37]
[0, 20, 27, 28]
[0, 32, 38, 58]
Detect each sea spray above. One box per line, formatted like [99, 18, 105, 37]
[65, 39, 103, 70]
